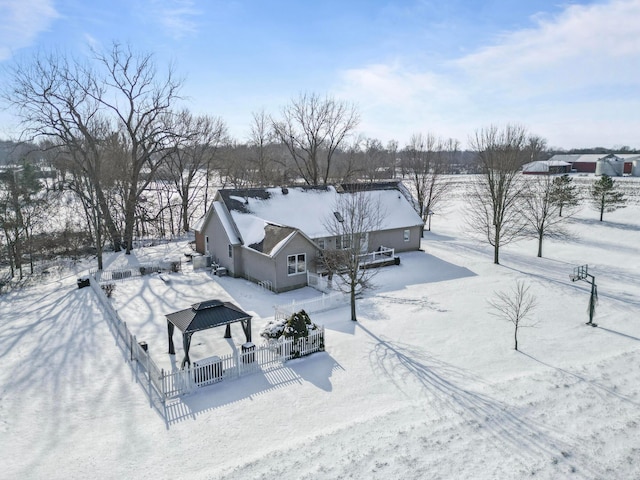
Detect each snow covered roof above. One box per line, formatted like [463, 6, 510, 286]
[548, 153, 639, 164]
[218, 182, 423, 242]
[192, 215, 205, 232]
[523, 160, 572, 172]
[212, 201, 242, 245]
[246, 224, 297, 256]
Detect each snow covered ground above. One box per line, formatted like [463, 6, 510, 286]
[2, 178, 640, 479]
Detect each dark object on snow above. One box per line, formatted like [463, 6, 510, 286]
[394, 256, 401, 265]
[138, 341, 148, 352]
[77, 277, 90, 289]
[166, 299, 252, 368]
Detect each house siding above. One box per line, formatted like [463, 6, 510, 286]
[236, 232, 318, 292]
[238, 247, 276, 286]
[272, 233, 319, 292]
[200, 207, 239, 275]
[369, 225, 421, 253]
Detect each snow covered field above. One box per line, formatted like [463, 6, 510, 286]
[2, 178, 640, 479]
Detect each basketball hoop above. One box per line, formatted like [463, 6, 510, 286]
[569, 264, 597, 327]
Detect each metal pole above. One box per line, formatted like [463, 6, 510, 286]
[586, 274, 597, 327]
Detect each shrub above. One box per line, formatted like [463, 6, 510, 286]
[101, 283, 116, 298]
[260, 309, 319, 341]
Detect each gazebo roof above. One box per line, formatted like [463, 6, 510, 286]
[166, 299, 251, 334]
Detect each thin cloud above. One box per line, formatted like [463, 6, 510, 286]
[335, 0, 640, 147]
[0, 0, 59, 60]
[148, 0, 201, 39]
[455, 0, 640, 97]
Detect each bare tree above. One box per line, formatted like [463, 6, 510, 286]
[93, 43, 183, 253]
[331, 135, 365, 183]
[217, 140, 252, 189]
[467, 125, 533, 264]
[402, 133, 457, 231]
[521, 175, 573, 258]
[247, 109, 280, 186]
[360, 137, 386, 182]
[3, 43, 185, 257]
[385, 139, 399, 178]
[322, 189, 384, 321]
[165, 110, 226, 232]
[488, 280, 537, 351]
[3, 51, 120, 266]
[271, 92, 359, 185]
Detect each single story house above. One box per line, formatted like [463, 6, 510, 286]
[195, 181, 424, 292]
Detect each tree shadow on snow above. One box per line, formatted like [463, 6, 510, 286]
[521, 351, 640, 407]
[161, 352, 344, 427]
[568, 216, 640, 233]
[356, 323, 607, 477]
[596, 326, 640, 343]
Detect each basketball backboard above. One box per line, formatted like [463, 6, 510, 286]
[570, 264, 588, 282]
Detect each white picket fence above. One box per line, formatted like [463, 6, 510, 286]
[89, 275, 166, 405]
[91, 260, 182, 284]
[307, 272, 333, 293]
[274, 291, 349, 321]
[89, 274, 325, 402]
[161, 328, 325, 398]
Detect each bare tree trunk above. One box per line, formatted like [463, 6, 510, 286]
[537, 231, 543, 258]
[350, 283, 357, 321]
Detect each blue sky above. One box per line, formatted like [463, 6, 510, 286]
[1, 0, 639, 149]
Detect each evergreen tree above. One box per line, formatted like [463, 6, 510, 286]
[550, 174, 579, 217]
[590, 174, 626, 221]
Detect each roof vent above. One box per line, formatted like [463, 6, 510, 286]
[334, 211, 344, 222]
[192, 299, 224, 311]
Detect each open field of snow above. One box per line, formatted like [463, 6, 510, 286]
[1, 177, 640, 479]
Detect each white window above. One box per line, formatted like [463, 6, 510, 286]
[403, 229, 410, 242]
[287, 253, 306, 275]
[205, 236, 209, 254]
[317, 239, 325, 250]
[336, 235, 351, 250]
[228, 245, 233, 258]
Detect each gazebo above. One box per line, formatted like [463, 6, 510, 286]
[166, 299, 252, 368]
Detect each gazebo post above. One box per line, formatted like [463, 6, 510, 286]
[167, 320, 175, 355]
[181, 332, 193, 368]
[241, 318, 252, 343]
[224, 324, 232, 338]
